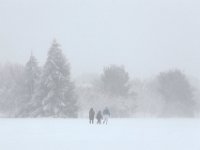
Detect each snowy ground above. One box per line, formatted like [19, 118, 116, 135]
[0, 119, 200, 150]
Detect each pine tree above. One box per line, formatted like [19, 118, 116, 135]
[39, 40, 78, 117]
[18, 54, 41, 117]
[25, 54, 41, 99]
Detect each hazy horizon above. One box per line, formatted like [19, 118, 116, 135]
[0, 0, 200, 79]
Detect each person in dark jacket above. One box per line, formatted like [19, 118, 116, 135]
[96, 110, 103, 124]
[89, 108, 95, 124]
[103, 107, 110, 124]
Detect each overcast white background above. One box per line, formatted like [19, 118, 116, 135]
[0, 0, 200, 78]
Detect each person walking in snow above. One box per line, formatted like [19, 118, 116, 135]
[103, 107, 110, 124]
[89, 108, 95, 124]
[96, 110, 103, 124]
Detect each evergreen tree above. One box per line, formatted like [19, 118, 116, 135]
[25, 54, 41, 99]
[18, 54, 41, 117]
[157, 70, 195, 117]
[39, 40, 78, 117]
[101, 65, 130, 97]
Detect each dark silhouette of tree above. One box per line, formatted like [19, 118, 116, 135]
[101, 65, 130, 97]
[157, 70, 195, 117]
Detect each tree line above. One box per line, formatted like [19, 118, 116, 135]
[0, 40, 198, 117]
[0, 40, 77, 117]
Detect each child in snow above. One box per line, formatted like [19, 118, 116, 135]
[96, 111, 103, 124]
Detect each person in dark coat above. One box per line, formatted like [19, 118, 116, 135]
[89, 108, 95, 124]
[96, 110, 103, 124]
[103, 107, 110, 124]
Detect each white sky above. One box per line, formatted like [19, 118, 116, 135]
[0, 0, 200, 78]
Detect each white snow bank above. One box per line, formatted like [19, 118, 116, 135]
[0, 119, 199, 150]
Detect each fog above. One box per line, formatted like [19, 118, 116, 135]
[0, 0, 200, 78]
[0, 0, 200, 118]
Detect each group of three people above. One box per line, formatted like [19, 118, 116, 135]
[89, 107, 110, 124]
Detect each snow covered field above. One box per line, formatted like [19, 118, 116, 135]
[0, 119, 200, 150]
